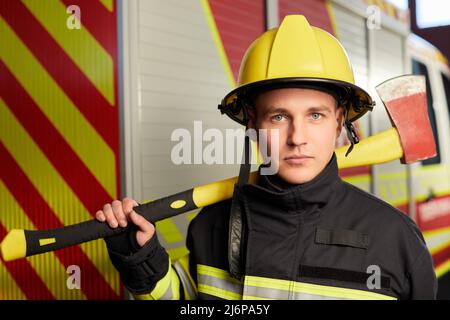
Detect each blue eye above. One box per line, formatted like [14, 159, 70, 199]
[311, 113, 322, 120]
[272, 114, 285, 122]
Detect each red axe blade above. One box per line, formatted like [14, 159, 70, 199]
[375, 75, 437, 164]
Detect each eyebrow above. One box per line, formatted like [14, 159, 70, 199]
[307, 106, 333, 113]
[264, 107, 288, 115]
[262, 105, 333, 116]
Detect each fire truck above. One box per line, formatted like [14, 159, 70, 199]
[0, 0, 449, 299]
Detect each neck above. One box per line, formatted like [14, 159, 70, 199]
[258, 154, 337, 192]
[264, 173, 298, 191]
[244, 153, 340, 212]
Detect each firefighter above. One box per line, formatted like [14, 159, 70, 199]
[96, 15, 437, 300]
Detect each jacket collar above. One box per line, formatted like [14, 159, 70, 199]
[243, 153, 341, 212]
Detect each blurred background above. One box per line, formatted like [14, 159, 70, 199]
[0, 0, 449, 300]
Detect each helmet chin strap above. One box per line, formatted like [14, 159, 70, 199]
[343, 107, 359, 157]
[238, 135, 252, 185]
[228, 135, 251, 280]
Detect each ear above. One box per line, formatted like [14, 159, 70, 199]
[335, 107, 345, 136]
[245, 106, 261, 145]
[246, 106, 257, 130]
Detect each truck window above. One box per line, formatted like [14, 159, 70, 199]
[412, 59, 441, 165]
[441, 73, 450, 126]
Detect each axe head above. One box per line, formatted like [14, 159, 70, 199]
[375, 75, 437, 164]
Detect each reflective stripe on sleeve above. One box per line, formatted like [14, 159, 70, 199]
[197, 264, 243, 299]
[134, 257, 181, 300]
[173, 254, 197, 300]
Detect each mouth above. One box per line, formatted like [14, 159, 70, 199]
[284, 155, 313, 165]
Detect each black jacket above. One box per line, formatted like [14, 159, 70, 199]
[106, 154, 437, 300]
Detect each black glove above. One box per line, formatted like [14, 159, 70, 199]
[104, 224, 169, 294]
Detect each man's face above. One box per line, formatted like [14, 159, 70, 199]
[249, 88, 344, 184]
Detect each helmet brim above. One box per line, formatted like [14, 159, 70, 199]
[219, 77, 374, 125]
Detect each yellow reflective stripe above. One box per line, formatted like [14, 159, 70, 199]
[0, 17, 117, 200]
[133, 292, 154, 300]
[197, 264, 243, 299]
[198, 283, 242, 300]
[0, 98, 119, 296]
[198, 273, 243, 297]
[241, 294, 272, 300]
[151, 265, 175, 300]
[245, 276, 397, 300]
[178, 255, 197, 293]
[245, 276, 290, 291]
[0, 181, 87, 300]
[292, 282, 394, 300]
[135, 258, 180, 300]
[197, 264, 242, 284]
[197, 265, 396, 300]
[170, 267, 181, 300]
[173, 255, 197, 300]
[22, 0, 115, 105]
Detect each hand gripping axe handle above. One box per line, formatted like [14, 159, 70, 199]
[0, 75, 436, 261]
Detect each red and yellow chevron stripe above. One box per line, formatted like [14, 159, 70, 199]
[0, 0, 121, 299]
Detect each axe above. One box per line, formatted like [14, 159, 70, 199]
[0, 75, 436, 262]
[335, 75, 436, 166]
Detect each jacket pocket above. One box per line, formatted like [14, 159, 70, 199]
[315, 228, 369, 249]
[301, 227, 368, 274]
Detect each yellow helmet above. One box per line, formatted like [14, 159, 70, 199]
[219, 15, 374, 125]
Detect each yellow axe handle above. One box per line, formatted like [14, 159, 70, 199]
[336, 127, 403, 169]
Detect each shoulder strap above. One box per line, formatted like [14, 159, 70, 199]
[228, 135, 251, 279]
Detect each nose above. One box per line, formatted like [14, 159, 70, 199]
[287, 119, 307, 146]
